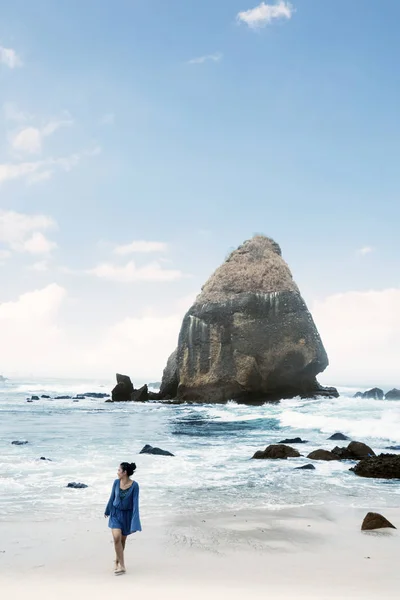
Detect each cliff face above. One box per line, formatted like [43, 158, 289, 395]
[161, 236, 333, 403]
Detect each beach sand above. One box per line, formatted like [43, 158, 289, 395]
[1, 506, 399, 599]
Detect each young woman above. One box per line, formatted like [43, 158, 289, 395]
[104, 462, 142, 575]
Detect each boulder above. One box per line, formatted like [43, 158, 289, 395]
[140, 444, 174, 457]
[295, 464, 316, 470]
[31, 395, 39, 400]
[252, 444, 301, 460]
[278, 437, 308, 444]
[41, 395, 51, 399]
[67, 482, 88, 489]
[160, 236, 336, 403]
[351, 454, 400, 479]
[111, 374, 134, 402]
[12, 441, 28, 445]
[328, 433, 350, 441]
[131, 384, 149, 402]
[332, 441, 375, 461]
[385, 388, 400, 400]
[307, 449, 339, 461]
[361, 512, 396, 531]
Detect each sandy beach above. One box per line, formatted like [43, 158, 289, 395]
[1, 505, 399, 599]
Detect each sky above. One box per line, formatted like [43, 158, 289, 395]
[0, 0, 399, 388]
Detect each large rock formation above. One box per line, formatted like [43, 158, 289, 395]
[160, 235, 336, 403]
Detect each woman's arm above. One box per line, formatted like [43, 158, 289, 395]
[104, 480, 116, 516]
[130, 482, 142, 532]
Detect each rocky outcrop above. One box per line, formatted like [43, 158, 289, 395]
[385, 388, 400, 400]
[295, 464, 316, 470]
[160, 236, 336, 403]
[361, 513, 396, 531]
[159, 350, 178, 399]
[140, 444, 174, 457]
[307, 449, 339, 461]
[111, 374, 134, 402]
[328, 433, 350, 441]
[332, 441, 375, 460]
[132, 385, 149, 402]
[351, 454, 400, 479]
[252, 444, 301, 459]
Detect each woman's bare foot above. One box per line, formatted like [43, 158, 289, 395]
[114, 560, 119, 572]
[115, 566, 126, 576]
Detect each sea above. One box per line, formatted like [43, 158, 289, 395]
[0, 378, 399, 524]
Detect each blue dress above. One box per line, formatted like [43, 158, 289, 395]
[105, 479, 142, 536]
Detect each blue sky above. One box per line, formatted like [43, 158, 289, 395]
[0, 1, 399, 386]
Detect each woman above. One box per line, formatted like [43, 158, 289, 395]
[104, 462, 142, 575]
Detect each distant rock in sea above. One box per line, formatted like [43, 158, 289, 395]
[295, 464, 316, 470]
[111, 373, 134, 402]
[385, 388, 400, 400]
[67, 482, 88, 489]
[252, 444, 301, 460]
[140, 444, 174, 457]
[353, 388, 384, 400]
[307, 449, 339, 461]
[160, 235, 337, 403]
[332, 441, 375, 460]
[278, 437, 308, 444]
[12, 440, 28, 445]
[351, 454, 400, 479]
[328, 433, 350, 441]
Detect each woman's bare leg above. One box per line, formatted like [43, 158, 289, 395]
[112, 529, 125, 571]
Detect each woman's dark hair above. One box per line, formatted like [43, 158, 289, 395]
[120, 462, 136, 477]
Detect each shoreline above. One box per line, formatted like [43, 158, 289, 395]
[1, 505, 399, 598]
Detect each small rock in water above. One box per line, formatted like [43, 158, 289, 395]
[140, 444, 174, 457]
[385, 445, 400, 451]
[12, 441, 28, 446]
[252, 444, 301, 460]
[351, 454, 400, 479]
[295, 464, 316, 470]
[328, 433, 350, 441]
[332, 441, 375, 461]
[361, 512, 396, 531]
[67, 482, 88, 489]
[31, 395, 39, 401]
[55, 395, 72, 400]
[41, 395, 51, 399]
[307, 449, 339, 461]
[26, 399, 33, 403]
[279, 437, 308, 444]
[39, 457, 52, 461]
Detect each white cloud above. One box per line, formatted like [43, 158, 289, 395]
[114, 240, 168, 255]
[0, 249, 12, 264]
[312, 288, 400, 386]
[10, 115, 74, 156]
[0, 147, 100, 185]
[88, 260, 184, 283]
[0, 210, 57, 255]
[357, 246, 374, 256]
[3, 102, 29, 122]
[29, 260, 49, 272]
[11, 127, 42, 154]
[188, 53, 223, 65]
[237, 1, 293, 28]
[0, 284, 66, 374]
[0, 45, 22, 69]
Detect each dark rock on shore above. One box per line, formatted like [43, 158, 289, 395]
[140, 444, 174, 457]
[361, 512, 396, 531]
[307, 449, 339, 461]
[67, 482, 88, 489]
[328, 433, 350, 441]
[278, 437, 308, 444]
[295, 464, 316, 470]
[332, 441, 375, 461]
[12, 441, 28, 445]
[385, 388, 400, 400]
[111, 373, 134, 402]
[132, 384, 148, 402]
[252, 444, 301, 460]
[354, 388, 384, 400]
[351, 454, 400, 479]
[159, 235, 336, 403]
